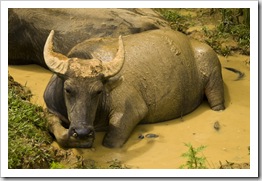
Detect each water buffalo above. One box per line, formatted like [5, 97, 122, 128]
[44, 29, 225, 148]
[8, 8, 169, 67]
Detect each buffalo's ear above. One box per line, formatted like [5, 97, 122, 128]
[104, 75, 124, 92]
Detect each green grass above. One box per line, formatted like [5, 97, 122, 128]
[8, 76, 55, 168]
[50, 161, 66, 169]
[155, 9, 191, 33]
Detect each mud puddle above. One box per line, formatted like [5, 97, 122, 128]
[8, 54, 250, 168]
[8, 65, 52, 107]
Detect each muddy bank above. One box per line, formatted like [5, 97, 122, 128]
[8, 53, 250, 168]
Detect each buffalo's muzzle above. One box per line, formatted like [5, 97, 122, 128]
[69, 126, 95, 139]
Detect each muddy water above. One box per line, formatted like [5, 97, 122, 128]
[8, 65, 53, 107]
[8, 54, 250, 168]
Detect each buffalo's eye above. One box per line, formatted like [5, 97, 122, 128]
[64, 87, 72, 94]
[91, 88, 103, 97]
[96, 90, 102, 95]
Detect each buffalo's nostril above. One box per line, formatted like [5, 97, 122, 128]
[72, 132, 78, 138]
[88, 132, 93, 137]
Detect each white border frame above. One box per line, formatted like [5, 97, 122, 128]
[1, 1, 258, 178]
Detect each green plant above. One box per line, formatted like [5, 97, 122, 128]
[73, 157, 128, 169]
[74, 156, 100, 169]
[202, 26, 210, 36]
[8, 76, 55, 168]
[50, 162, 66, 169]
[156, 8, 250, 56]
[161, 10, 183, 22]
[217, 9, 250, 55]
[155, 9, 190, 33]
[179, 143, 207, 169]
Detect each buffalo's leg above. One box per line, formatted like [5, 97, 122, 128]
[102, 91, 148, 148]
[190, 39, 225, 111]
[205, 67, 225, 111]
[47, 114, 70, 147]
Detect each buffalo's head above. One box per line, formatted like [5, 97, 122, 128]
[44, 30, 124, 148]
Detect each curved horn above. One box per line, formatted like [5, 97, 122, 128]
[44, 30, 69, 74]
[102, 35, 125, 78]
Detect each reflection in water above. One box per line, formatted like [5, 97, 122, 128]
[8, 54, 250, 168]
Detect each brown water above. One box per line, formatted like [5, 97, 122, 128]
[8, 54, 250, 168]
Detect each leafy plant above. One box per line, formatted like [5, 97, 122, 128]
[179, 143, 207, 169]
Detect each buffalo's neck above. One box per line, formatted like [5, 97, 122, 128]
[93, 90, 110, 131]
